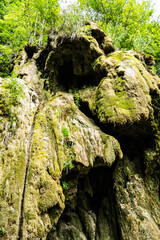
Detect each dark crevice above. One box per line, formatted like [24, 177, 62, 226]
[58, 59, 75, 91]
[50, 165, 122, 240]
[18, 103, 43, 240]
[36, 47, 51, 72]
[57, 59, 99, 92]
[17, 73, 28, 79]
[24, 45, 38, 59]
[41, 52, 102, 93]
[48, 204, 62, 224]
[87, 165, 122, 240]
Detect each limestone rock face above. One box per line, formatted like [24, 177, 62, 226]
[80, 51, 160, 137]
[0, 22, 160, 239]
[23, 93, 122, 239]
[114, 156, 160, 240]
[0, 71, 39, 239]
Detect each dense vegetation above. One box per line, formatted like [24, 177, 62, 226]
[0, 0, 160, 77]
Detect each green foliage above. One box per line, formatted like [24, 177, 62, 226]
[1, 0, 160, 77]
[61, 181, 68, 190]
[0, 0, 59, 46]
[0, 226, 5, 236]
[63, 159, 74, 171]
[2, 78, 25, 106]
[61, 127, 69, 138]
[0, 0, 6, 19]
[56, 2, 89, 34]
[0, 78, 25, 127]
[78, 0, 160, 75]
[79, 0, 154, 49]
[74, 93, 80, 108]
[61, 125, 75, 174]
[0, 45, 12, 77]
[0, 0, 60, 76]
[80, 0, 154, 26]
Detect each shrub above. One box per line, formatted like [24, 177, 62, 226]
[0, 77, 25, 128]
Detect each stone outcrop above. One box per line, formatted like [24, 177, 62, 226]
[0, 22, 160, 239]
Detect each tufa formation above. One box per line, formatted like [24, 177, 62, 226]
[0, 22, 160, 239]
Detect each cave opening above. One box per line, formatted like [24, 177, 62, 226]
[47, 165, 122, 240]
[78, 166, 113, 213]
[77, 166, 121, 240]
[24, 45, 38, 59]
[58, 58, 76, 91]
[57, 54, 98, 92]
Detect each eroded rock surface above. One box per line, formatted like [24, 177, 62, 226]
[0, 22, 160, 239]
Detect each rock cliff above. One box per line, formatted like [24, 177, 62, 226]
[0, 22, 160, 239]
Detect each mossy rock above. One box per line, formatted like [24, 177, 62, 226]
[22, 92, 122, 239]
[85, 51, 160, 137]
[1, 21, 160, 240]
[114, 156, 160, 240]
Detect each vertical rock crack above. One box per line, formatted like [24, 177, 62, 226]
[18, 103, 43, 240]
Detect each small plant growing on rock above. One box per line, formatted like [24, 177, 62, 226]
[63, 159, 74, 170]
[61, 181, 68, 190]
[63, 159, 74, 174]
[61, 127, 69, 138]
[3, 77, 25, 105]
[0, 77, 25, 129]
[74, 93, 80, 108]
[0, 227, 5, 236]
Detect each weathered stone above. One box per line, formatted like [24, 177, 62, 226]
[80, 51, 160, 138]
[0, 22, 160, 240]
[0, 76, 39, 239]
[114, 156, 160, 240]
